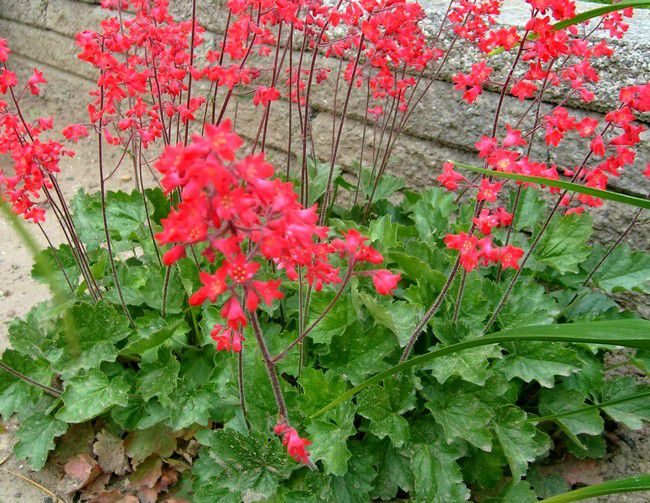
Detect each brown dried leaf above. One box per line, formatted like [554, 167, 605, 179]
[64, 453, 102, 492]
[79, 473, 111, 501]
[156, 467, 179, 492]
[124, 425, 176, 466]
[93, 430, 129, 476]
[129, 455, 162, 490]
[542, 456, 604, 486]
[137, 486, 159, 503]
[88, 490, 139, 503]
[54, 422, 95, 465]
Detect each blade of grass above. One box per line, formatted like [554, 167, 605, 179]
[451, 161, 650, 209]
[309, 319, 650, 419]
[538, 474, 650, 503]
[526, 390, 650, 423]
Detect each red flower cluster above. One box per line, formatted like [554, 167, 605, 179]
[450, 0, 634, 107]
[76, 0, 206, 147]
[0, 42, 79, 222]
[155, 121, 398, 352]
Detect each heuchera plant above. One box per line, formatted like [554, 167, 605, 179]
[0, 0, 649, 499]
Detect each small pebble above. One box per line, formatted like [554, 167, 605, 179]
[120, 174, 132, 182]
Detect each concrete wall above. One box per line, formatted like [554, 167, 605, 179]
[0, 0, 648, 245]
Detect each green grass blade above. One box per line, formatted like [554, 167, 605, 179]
[538, 475, 650, 502]
[451, 161, 650, 209]
[489, 0, 650, 56]
[553, 0, 650, 30]
[527, 390, 650, 423]
[309, 319, 650, 419]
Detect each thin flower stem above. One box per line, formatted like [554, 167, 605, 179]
[36, 223, 75, 295]
[320, 34, 366, 224]
[354, 80, 371, 205]
[272, 260, 356, 363]
[452, 270, 467, 323]
[98, 71, 135, 327]
[250, 311, 288, 423]
[399, 256, 461, 363]
[161, 265, 172, 319]
[564, 206, 644, 312]
[0, 359, 62, 397]
[137, 142, 162, 267]
[238, 350, 251, 431]
[183, 0, 198, 147]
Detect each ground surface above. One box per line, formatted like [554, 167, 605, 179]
[0, 99, 649, 502]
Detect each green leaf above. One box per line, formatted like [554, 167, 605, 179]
[357, 376, 415, 447]
[538, 387, 604, 444]
[451, 161, 650, 209]
[361, 168, 405, 202]
[163, 377, 218, 430]
[497, 280, 560, 329]
[56, 368, 130, 423]
[121, 314, 188, 356]
[535, 213, 592, 274]
[44, 301, 130, 379]
[13, 414, 68, 470]
[511, 186, 547, 231]
[307, 404, 356, 476]
[194, 427, 296, 500]
[7, 302, 58, 358]
[538, 474, 650, 503]
[0, 350, 54, 420]
[425, 385, 493, 452]
[319, 321, 399, 386]
[72, 190, 151, 252]
[527, 467, 570, 499]
[588, 244, 650, 293]
[371, 442, 413, 500]
[410, 188, 457, 241]
[601, 377, 650, 429]
[297, 368, 348, 417]
[310, 319, 650, 419]
[495, 480, 538, 502]
[31, 244, 80, 289]
[330, 447, 377, 502]
[358, 291, 423, 347]
[425, 321, 501, 386]
[410, 440, 469, 502]
[136, 347, 180, 403]
[493, 407, 550, 480]
[307, 291, 357, 346]
[495, 342, 581, 388]
[306, 159, 341, 206]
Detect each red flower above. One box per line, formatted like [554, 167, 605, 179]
[189, 269, 228, 306]
[372, 269, 401, 296]
[162, 245, 186, 266]
[274, 423, 312, 465]
[444, 232, 480, 272]
[437, 162, 465, 191]
[476, 179, 503, 202]
[27, 69, 47, 96]
[221, 296, 247, 330]
[62, 124, 89, 143]
[590, 135, 606, 157]
[210, 324, 244, 352]
[498, 245, 524, 270]
[475, 136, 497, 158]
[253, 86, 281, 107]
